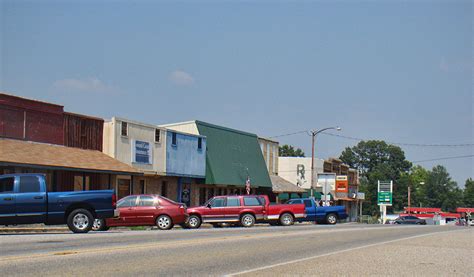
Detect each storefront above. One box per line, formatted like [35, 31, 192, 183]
[162, 120, 273, 204]
[103, 117, 206, 204]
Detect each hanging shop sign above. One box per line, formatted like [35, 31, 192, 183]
[132, 140, 152, 164]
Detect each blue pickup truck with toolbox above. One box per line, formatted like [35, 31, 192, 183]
[0, 173, 118, 233]
[287, 198, 348, 224]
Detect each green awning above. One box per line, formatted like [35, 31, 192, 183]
[196, 121, 272, 188]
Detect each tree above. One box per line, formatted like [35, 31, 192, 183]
[279, 144, 305, 157]
[463, 178, 474, 207]
[423, 165, 463, 212]
[340, 140, 411, 215]
[408, 165, 429, 208]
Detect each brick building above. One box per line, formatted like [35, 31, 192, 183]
[0, 92, 140, 191]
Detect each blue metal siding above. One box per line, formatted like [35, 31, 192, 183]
[166, 132, 206, 178]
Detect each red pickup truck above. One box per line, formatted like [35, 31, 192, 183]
[185, 195, 305, 228]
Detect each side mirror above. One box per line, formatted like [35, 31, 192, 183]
[207, 203, 212, 208]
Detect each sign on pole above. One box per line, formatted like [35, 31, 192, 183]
[317, 173, 336, 206]
[377, 181, 393, 205]
[378, 180, 393, 224]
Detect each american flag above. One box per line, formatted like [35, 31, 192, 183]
[245, 176, 251, 195]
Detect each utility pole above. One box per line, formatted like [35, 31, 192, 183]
[408, 186, 411, 214]
[309, 127, 342, 198]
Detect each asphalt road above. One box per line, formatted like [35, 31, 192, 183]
[0, 224, 471, 276]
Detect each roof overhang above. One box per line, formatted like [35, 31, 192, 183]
[0, 138, 142, 175]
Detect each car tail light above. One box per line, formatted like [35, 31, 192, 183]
[112, 194, 117, 208]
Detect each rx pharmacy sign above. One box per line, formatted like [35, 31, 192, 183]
[132, 140, 152, 164]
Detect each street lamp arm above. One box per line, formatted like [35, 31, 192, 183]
[313, 126, 341, 136]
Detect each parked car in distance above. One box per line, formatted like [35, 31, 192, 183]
[185, 195, 306, 229]
[286, 198, 348, 224]
[394, 215, 426, 225]
[0, 173, 118, 233]
[93, 194, 187, 231]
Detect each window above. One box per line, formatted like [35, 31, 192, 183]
[19, 176, 41, 193]
[258, 196, 266, 206]
[210, 198, 225, 207]
[0, 177, 14, 194]
[198, 137, 202, 150]
[155, 129, 160, 143]
[161, 181, 167, 197]
[243, 197, 261, 206]
[226, 197, 240, 207]
[304, 200, 312, 208]
[138, 196, 155, 207]
[288, 199, 302, 204]
[171, 132, 177, 146]
[121, 122, 128, 136]
[117, 196, 137, 208]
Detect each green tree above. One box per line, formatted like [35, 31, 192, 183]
[279, 144, 305, 157]
[408, 165, 429, 208]
[340, 140, 411, 215]
[423, 165, 463, 212]
[463, 178, 474, 207]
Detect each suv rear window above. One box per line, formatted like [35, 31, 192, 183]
[243, 197, 261, 206]
[226, 197, 240, 207]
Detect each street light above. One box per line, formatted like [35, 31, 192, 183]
[310, 127, 342, 199]
[408, 181, 425, 212]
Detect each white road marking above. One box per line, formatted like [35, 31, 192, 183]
[225, 228, 466, 276]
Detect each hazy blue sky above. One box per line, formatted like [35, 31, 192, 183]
[1, 1, 472, 185]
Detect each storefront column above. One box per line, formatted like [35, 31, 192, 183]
[82, 173, 86, 191]
[130, 175, 134, 195]
[177, 177, 182, 202]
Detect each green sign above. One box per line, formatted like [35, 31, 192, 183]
[378, 192, 392, 204]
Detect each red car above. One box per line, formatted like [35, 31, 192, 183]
[186, 195, 306, 228]
[93, 194, 187, 231]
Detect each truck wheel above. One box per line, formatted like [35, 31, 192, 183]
[186, 215, 202, 229]
[156, 215, 174, 230]
[67, 209, 94, 233]
[280, 213, 294, 226]
[92, 219, 110, 231]
[325, 213, 337, 225]
[240, 214, 255, 227]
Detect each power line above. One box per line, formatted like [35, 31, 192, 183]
[269, 130, 309, 138]
[321, 132, 474, 147]
[412, 155, 474, 163]
[268, 129, 474, 148]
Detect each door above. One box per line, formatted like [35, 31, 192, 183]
[225, 197, 242, 221]
[303, 199, 316, 220]
[243, 196, 265, 220]
[117, 179, 131, 199]
[134, 195, 157, 225]
[203, 197, 226, 222]
[109, 195, 138, 226]
[15, 176, 47, 224]
[0, 177, 15, 225]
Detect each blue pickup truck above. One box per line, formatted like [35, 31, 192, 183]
[287, 198, 348, 224]
[0, 174, 118, 233]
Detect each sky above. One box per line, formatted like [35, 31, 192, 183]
[1, 0, 472, 186]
